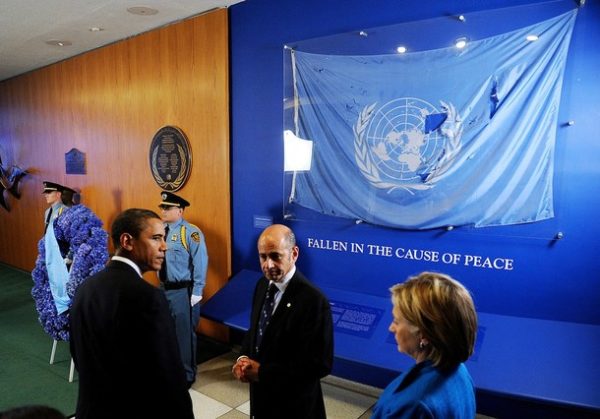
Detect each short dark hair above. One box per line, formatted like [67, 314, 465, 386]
[0, 405, 65, 419]
[111, 208, 161, 249]
[285, 229, 296, 248]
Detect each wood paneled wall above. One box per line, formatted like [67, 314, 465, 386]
[0, 9, 230, 340]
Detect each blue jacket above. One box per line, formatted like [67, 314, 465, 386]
[371, 361, 475, 419]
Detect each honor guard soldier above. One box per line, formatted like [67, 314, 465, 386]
[159, 191, 208, 387]
[42, 181, 70, 232]
[42, 181, 76, 265]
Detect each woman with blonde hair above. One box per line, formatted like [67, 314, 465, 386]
[372, 272, 478, 418]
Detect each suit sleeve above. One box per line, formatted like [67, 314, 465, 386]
[240, 281, 261, 356]
[142, 288, 194, 418]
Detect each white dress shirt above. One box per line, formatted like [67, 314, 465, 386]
[269, 264, 296, 313]
[112, 255, 142, 278]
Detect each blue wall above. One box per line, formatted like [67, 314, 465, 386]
[230, 0, 600, 328]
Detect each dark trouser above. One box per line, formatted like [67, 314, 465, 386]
[164, 287, 200, 383]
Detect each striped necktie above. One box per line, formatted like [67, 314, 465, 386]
[255, 283, 277, 352]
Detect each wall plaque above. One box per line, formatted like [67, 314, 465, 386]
[65, 148, 86, 174]
[149, 126, 192, 192]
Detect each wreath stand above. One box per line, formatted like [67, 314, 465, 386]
[49, 339, 75, 383]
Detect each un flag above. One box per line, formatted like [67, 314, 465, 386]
[288, 9, 577, 229]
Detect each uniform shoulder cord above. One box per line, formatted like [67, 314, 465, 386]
[180, 225, 188, 252]
[180, 223, 201, 254]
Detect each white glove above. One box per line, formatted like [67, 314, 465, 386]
[190, 294, 202, 306]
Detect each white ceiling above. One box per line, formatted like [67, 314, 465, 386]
[0, 0, 243, 82]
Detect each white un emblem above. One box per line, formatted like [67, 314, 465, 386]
[354, 98, 462, 193]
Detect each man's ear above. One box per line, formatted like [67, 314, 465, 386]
[291, 245, 299, 263]
[120, 233, 134, 251]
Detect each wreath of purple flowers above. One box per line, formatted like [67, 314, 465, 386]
[31, 204, 108, 341]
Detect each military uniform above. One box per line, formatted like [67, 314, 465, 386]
[44, 200, 68, 231]
[159, 192, 208, 385]
[42, 181, 74, 315]
[42, 181, 69, 232]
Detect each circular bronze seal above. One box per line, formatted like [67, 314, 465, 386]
[149, 126, 192, 192]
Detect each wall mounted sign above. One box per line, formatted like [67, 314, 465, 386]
[149, 126, 192, 192]
[330, 300, 383, 339]
[65, 148, 86, 174]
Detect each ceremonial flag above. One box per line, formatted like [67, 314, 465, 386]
[288, 9, 577, 229]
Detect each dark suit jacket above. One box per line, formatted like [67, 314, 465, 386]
[69, 260, 194, 419]
[241, 269, 334, 419]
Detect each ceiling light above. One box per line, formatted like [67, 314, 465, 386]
[89, 27, 104, 32]
[126, 6, 159, 16]
[526, 34, 539, 41]
[396, 46, 407, 54]
[359, 31, 368, 37]
[457, 15, 466, 22]
[455, 37, 468, 49]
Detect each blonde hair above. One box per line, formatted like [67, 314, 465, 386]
[390, 272, 477, 370]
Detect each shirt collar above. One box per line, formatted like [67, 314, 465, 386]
[166, 218, 184, 229]
[112, 255, 142, 278]
[270, 264, 296, 293]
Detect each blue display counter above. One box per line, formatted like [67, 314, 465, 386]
[201, 269, 600, 417]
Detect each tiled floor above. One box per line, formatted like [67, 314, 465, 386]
[189, 351, 379, 419]
[190, 351, 495, 419]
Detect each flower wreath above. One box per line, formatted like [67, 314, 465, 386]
[31, 204, 108, 341]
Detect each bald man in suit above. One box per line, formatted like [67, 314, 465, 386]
[232, 224, 333, 419]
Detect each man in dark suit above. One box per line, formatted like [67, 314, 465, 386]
[69, 208, 194, 419]
[232, 224, 333, 419]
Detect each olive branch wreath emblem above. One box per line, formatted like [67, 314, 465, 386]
[354, 100, 462, 195]
[151, 144, 188, 191]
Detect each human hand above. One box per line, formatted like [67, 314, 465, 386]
[232, 356, 251, 382]
[240, 358, 260, 382]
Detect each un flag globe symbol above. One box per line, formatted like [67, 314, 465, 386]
[366, 98, 445, 182]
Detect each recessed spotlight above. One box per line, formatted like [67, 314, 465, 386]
[526, 34, 539, 41]
[359, 31, 368, 37]
[89, 27, 104, 32]
[127, 6, 159, 16]
[46, 40, 72, 47]
[455, 37, 468, 49]
[396, 46, 407, 54]
[457, 15, 466, 22]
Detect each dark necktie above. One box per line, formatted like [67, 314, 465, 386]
[255, 283, 277, 352]
[159, 225, 169, 282]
